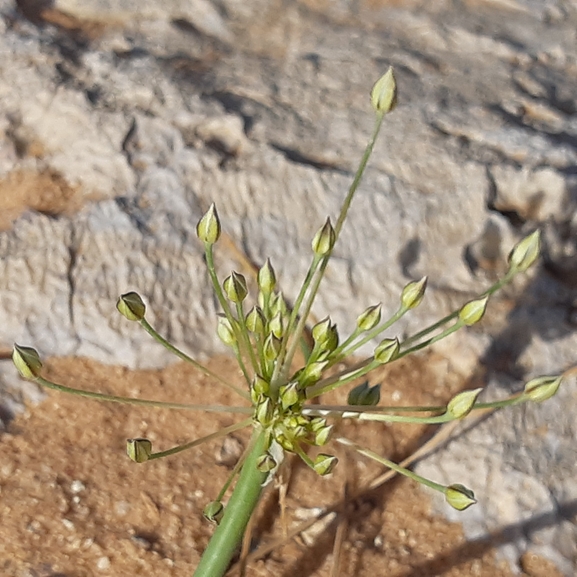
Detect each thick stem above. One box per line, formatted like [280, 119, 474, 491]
[193, 429, 267, 577]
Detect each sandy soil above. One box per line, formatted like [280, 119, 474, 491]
[0, 353, 563, 577]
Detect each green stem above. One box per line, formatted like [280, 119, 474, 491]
[193, 428, 267, 577]
[148, 419, 252, 461]
[280, 113, 386, 380]
[34, 376, 252, 414]
[140, 318, 249, 400]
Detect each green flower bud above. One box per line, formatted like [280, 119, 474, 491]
[374, 337, 400, 364]
[445, 484, 477, 511]
[257, 258, 276, 295]
[312, 317, 332, 345]
[313, 454, 338, 476]
[126, 438, 152, 463]
[270, 292, 289, 318]
[223, 271, 248, 303]
[401, 277, 427, 310]
[203, 501, 224, 524]
[313, 423, 334, 446]
[251, 374, 270, 397]
[347, 381, 381, 406]
[12, 345, 43, 379]
[269, 312, 284, 339]
[217, 315, 236, 347]
[310, 417, 328, 432]
[263, 333, 281, 360]
[458, 296, 489, 326]
[256, 452, 278, 473]
[246, 306, 266, 334]
[299, 360, 329, 387]
[357, 304, 382, 331]
[370, 67, 397, 114]
[446, 388, 482, 419]
[312, 218, 336, 256]
[116, 292, 146, 321]
[524, 375, 562, 403]
[255, 398, 274, 426]
[279, 381, 301, 410]
[196, 203, 221, 244]
[508, 230, 540, 273]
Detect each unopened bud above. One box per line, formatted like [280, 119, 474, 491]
[256, 452, 278, 473]
[217, 315, 236, 347]
[508, 230, 540, 273]
[374, 338, 400, 364]
[347, 381, 381, 406]
[257, 259, 276, 295]
[116, 292, 146, 321]
[313, 423, 334, 446]
[370, 67, 397, 114]
[401, 277, 427, 310]
[269, 313, 284, 339]
[446, 388, 482, 419]
[524, 375, 562, 403]
[263, 333, 281, 360]
[246, 306, 266, 334]
[312, 218, 336, 256]
[299, 360, 329, 387]
[223, 271, 248, 303]
[313, 454, 338, 476]
[203, 501, 224, 524]
[458, 296, 489, 326]
[196, 203, 221, 244]
[12, 345, 43, 379]
[255, 397, 274, 426]
[445, 484, 477, 511]
[126, 438, 152, 463]
[279, 381, 301, 410]
[357, 304, 382, 331]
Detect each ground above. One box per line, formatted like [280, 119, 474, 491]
[0, 353, 563, 577]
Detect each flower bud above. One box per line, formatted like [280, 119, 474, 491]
[347, 381, 381, 406]
[223, 271, 248, 303]
[246, 306, 266, 334]
[12, 345, 43, 379]
[458, 296, 489, 326]
[196, 203, 221, 244]
[370, 67, 397, 114]
[251, 374, 270, 397]
[312, 218, 336, 256]
[445, 484, 477, 511]
[263, 333, 281, 360]
[269, 312, 284, 339]
[357, 304, 382, 331]
[299, 360, 329, 387]
[255, 397, 274, 426]
[508, 230, 540, 273]
[217, 315, 236, 347]
[256, 452, 278, 473]
[116, 292, 146, 321]
[257, 258, 276, 295]
[203, 501, 224, 524]
[374, 337, 400, 364]
[313, 423, 334, 446]
[446, 388, 482, 419]
[524, 375, 562, 403]
[126, 438, 152, 463]
[279, 381, 301, 410]
[401, 277, 427, 310]
[313, 454, 338, 476]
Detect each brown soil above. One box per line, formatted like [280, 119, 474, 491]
[0, 353, 563, 577]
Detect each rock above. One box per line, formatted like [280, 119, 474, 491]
[0, 0, 576, 573]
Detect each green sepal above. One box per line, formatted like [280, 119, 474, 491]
[196, 203, 221, 244]
[126, 438, 153, 463]
[12, 344, 43, 379]
[116, 292, 146, 321]
[445, 484, 477, 511]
